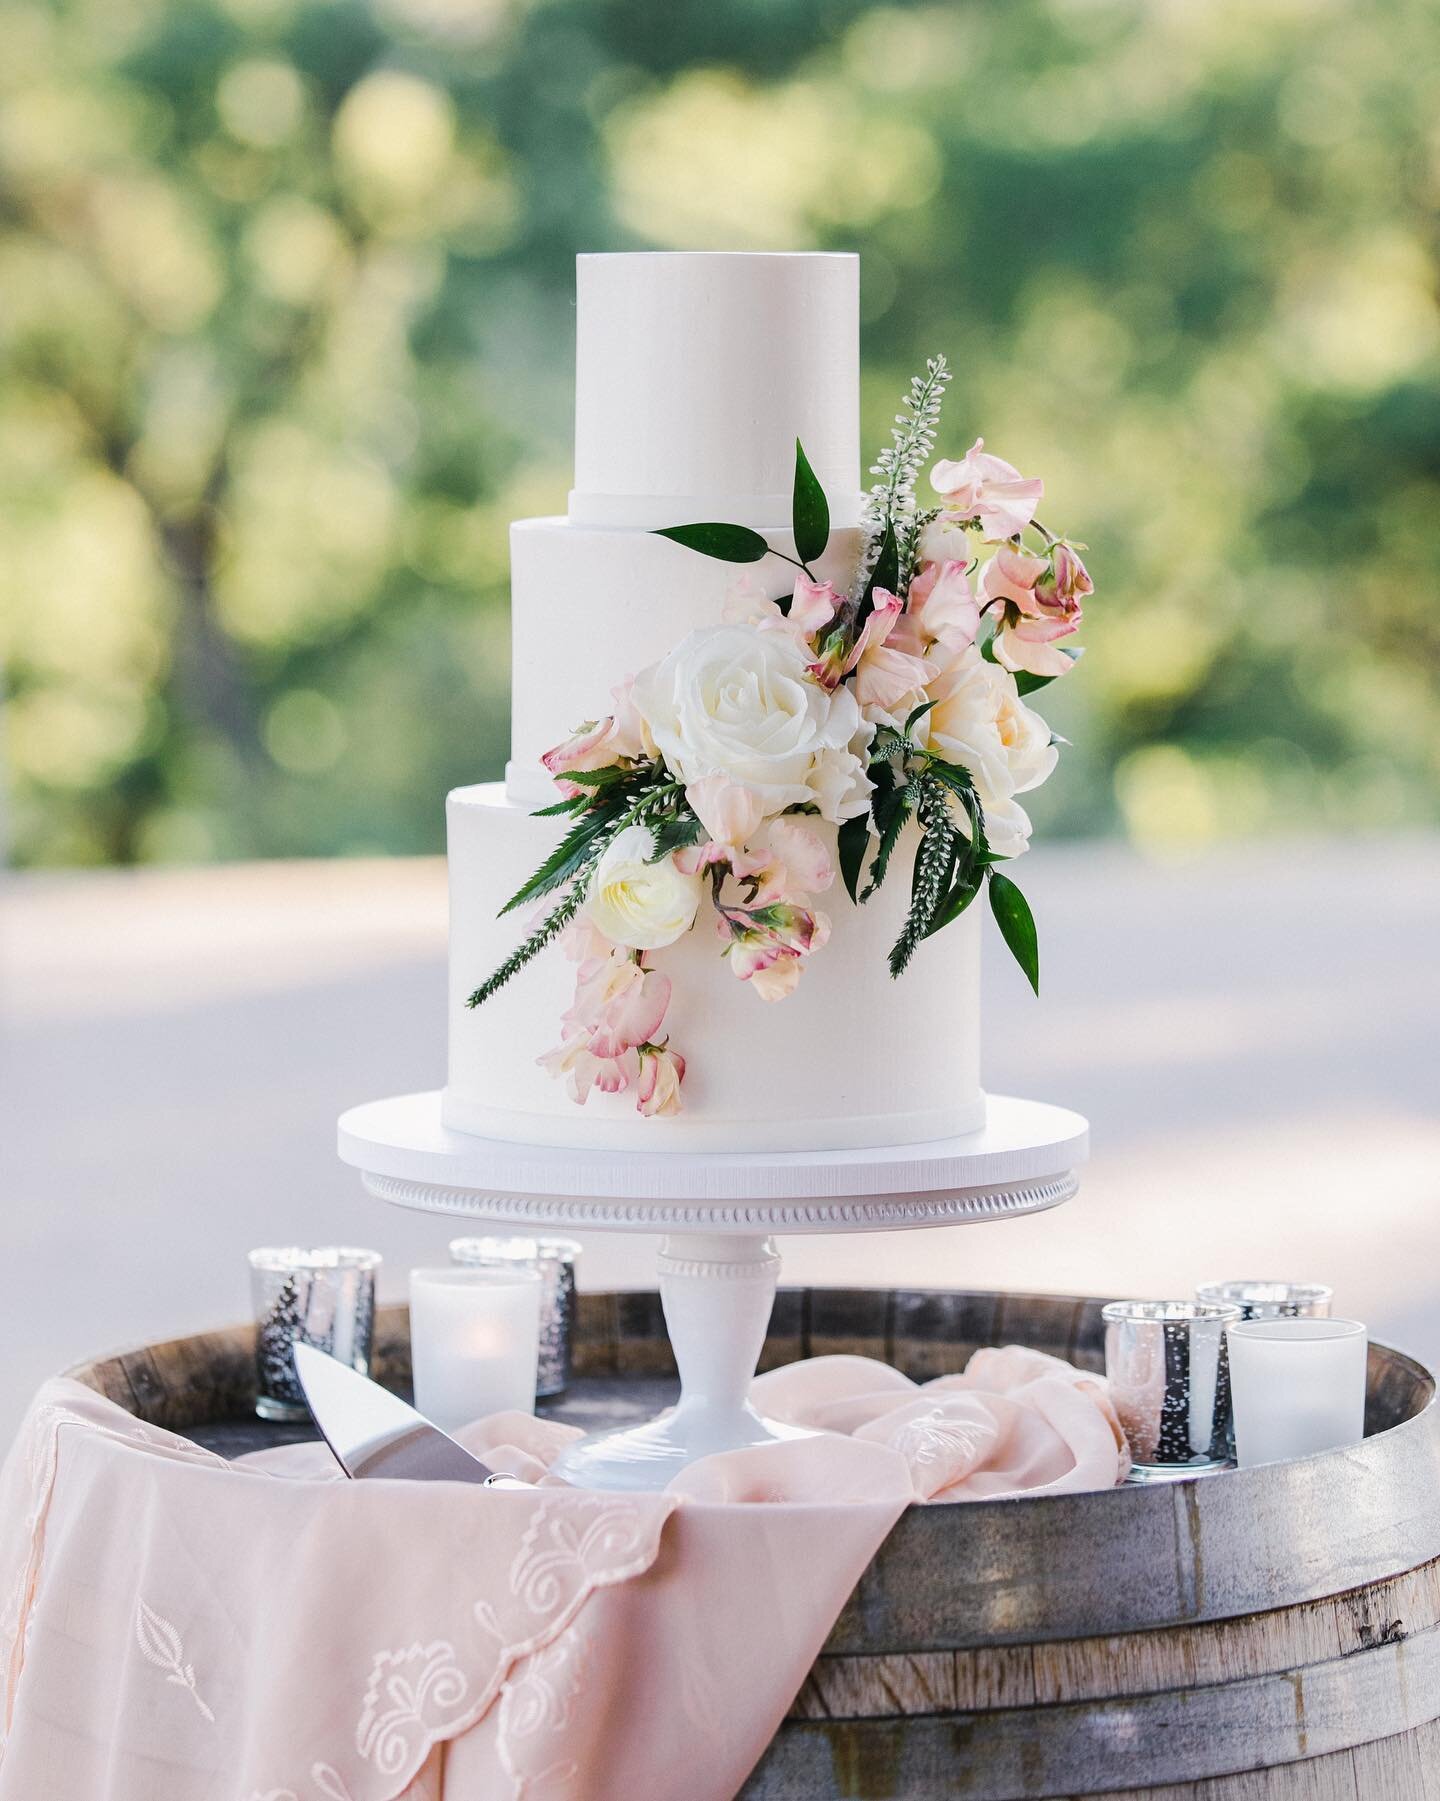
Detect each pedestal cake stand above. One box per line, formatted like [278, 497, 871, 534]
[338, 1090, 1088, 1491]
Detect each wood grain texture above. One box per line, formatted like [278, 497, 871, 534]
[63, 1289, 1440, 1799]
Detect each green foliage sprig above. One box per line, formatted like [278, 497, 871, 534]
[840, 701, 1041, 993]
[860, 355, 951, 597]
[466, 764, 696, 1009]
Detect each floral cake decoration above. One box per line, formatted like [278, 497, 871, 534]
[467, 357, 1093, 1117]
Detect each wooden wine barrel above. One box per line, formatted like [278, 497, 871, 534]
[68, 1288, 1440, 1799]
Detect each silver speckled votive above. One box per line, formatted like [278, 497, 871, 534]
[248, 1245, 380, 1422]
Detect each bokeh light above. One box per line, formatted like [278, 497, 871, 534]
[0, 0, 1436, 866]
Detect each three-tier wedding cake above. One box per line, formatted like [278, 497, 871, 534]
[444, 249, 1089, 1163]
[445, 253, 986, 1154]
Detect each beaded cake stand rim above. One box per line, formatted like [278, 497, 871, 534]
[337, 1089, 1088, 1234]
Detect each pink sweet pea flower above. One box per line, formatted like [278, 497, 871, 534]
[930, 439, 1044, 541]
[979, 542, 1086, 679]
[842, 591, 933, 715]
[685, 774, 768, 849]
[586, 967, 672, 1059]
[723, 574, 840, 651]
[718, 899, 831, 998]
[748, 957, 804, 1001]
[978, 544, 1050, 614]
[1034, 541, 1093, 614]
[636, 1045, 686, 1117]
[541, 677, 654, 792]
[892, 561, 981, 659]
[541, 717, 615, 787]
[993, 614, 1077, 679]
[788, 575, 843, 638]
[764, 817, 834, 897]
[537, 1034, 642, 1106]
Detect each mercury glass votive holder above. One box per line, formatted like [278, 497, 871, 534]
[1103, 1299, 1242, 1481]
[248, 1246, 380, 1422]
[1196, 1280, 1333, 1321]
[410, 1266, 544, 1432]
[449, 1235, 581, 1398]
[1227, 1317, 1368, 1469]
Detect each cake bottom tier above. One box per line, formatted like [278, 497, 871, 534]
[445, 783, 986, 1154]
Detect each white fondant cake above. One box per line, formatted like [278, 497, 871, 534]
[444, 251, 987, 1153]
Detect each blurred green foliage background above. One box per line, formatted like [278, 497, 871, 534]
[2, 0, 1437, 867]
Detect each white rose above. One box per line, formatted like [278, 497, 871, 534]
[924, 648, 1058, 859]
[585, 824, 703, 951]
[632, 623, 873, 827]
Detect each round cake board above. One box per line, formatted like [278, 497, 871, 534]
[338, 1089, 1088, 1490]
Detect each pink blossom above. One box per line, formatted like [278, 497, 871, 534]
[541, 677, 652, 792]
[722, 573, 839, 650]
[843, 592, 933, 715]
[764, 817, 835, 897]
[541, 717, 615, 786]
[636, 1045, 686, 1117]
[684, 774, 767, 849]
[718, 899, 831, 997]
[993, 614, 1076, 679]
[586, 967, 672, 1059]
[748, 957, 804, 1001]
[978, 544, 1050, 615]
[542, 940, 675, 1104]
[892, 561, 981, 659]
[607, 674, 653, 760]
[536, 1034, 641, 1106]
[1034, 541, 1093, 614]
[930, 439, 1044, 541]
[979, 543, 1085, 679]
[788, 575, 843, 638]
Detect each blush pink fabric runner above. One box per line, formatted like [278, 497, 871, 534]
[0, 1349, 1126, 1801]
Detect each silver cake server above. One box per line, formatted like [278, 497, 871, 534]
[292, 1342, 529, 1487]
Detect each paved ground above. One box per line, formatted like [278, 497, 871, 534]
[4, 836, 1438, 1446]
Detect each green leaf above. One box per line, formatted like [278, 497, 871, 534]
[499, 802, 619, 915]
[862, 786, 914, 901]
[988, 870, 1040, 996]
[647, 812, 704, 861]
[922, 756, 974, 801]
[791, 438, 830, 567]
[560, 764, 629, 788]
[653, 523, 771, 563]
[1013, 647, 1084, 696]
[837, 813, 869, 904]
[979, 631, 1000, 664]
[925, 873, 984, 937]
[904, 697, 939, 735]
[529, 795, 587, 817]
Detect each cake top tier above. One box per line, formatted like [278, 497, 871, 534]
[570, 251, 863, 531]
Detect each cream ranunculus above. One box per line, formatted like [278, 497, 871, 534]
[924, 648, 1058, 859]
[632, 623, 874, 828]
[584, 824, 703, 951]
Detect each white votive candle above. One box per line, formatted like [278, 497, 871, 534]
[1227, 1317, 1368, 1469]
[409, 1267, 543, 1431]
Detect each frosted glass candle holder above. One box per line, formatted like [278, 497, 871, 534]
[1196, 1280, 1333, 1321]
[409, 1267, 543, 1432]
[1103, 1300, 1241, 1480]
[1227, 1317, 1368, 1469]
[449, 1235, 580, 1398]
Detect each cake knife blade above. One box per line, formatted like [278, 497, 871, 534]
[292, 1342, 529, 1487]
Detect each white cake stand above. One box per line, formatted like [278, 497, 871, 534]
[338, 1090, 1087, 1490]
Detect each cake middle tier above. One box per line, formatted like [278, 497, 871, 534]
[507, 516, 862, 802]
[446, 783, 986, 1154]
